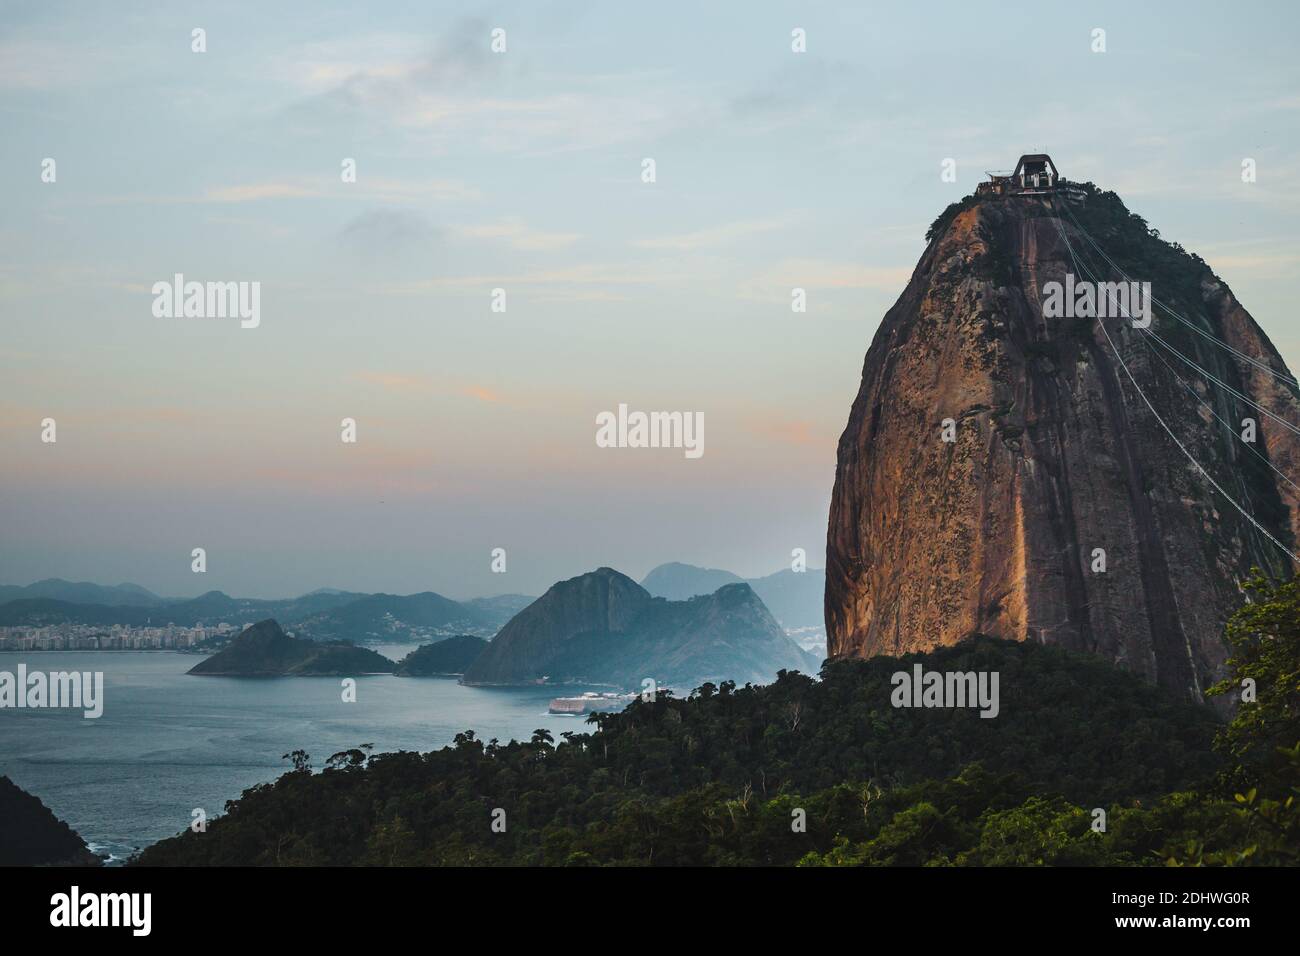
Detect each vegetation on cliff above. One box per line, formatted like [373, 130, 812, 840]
[394, 636, 488, 676]
[0, 776, 100, 866]
[135, 579, 1299, 866]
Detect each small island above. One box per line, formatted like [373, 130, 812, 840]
[394, 635, 488, 676]
[188, 619, 395, 676]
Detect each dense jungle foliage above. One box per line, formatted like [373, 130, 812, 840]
[136, 575, 1299, 866]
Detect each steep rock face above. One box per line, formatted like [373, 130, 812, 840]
[826, 186, 1300, 702]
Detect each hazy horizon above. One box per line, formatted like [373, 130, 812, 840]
[5, 0, 1300, 598]
[0, 557, 823, 602]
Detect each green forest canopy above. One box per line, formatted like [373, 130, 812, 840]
[136, 575, 1300, 866]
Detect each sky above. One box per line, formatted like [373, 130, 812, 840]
[2, 0, 1300, 599]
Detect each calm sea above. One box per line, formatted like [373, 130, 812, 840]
[0, 647, 609, 864]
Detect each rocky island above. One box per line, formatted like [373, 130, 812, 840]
[394, 635, 488, 676]
[187, 619, 395, 676]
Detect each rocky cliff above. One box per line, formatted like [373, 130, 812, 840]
[826, 184, 1300, 702]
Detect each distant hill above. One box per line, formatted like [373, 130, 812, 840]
[0, 598, 154, 627]
[0, 776, 100, 866]
[161, 589, 371, 625]
[463, 567, 816, 688]
[394, 636, 488, 676]
[188, 620, 394, 676]
[294, 592, 494, 643]
[0, 585, 517, 641]
[639, 563, 743, 600]
[0, 588, 368, 628]
[0, 579, 161, 607]
[747, 568, 827, 631]
[640, 562, 827, 651]
[461, 594, 536, 631]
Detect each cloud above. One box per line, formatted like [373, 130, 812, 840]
[632, 219, 787, 251]
[88, 176, 479, 208]
[461, 386, 502, 403]
[341, 209, 436, 246]
[276, 24, 696, 155]
[202, 215, 296, 239]
[274, 21, 498, 108]
[354, 373, 505, 406]
[1195, 247, 1300, 281]
[749, 418, 834, 447]
[727, 59, 855, 134]
[359, 177, 481, 203]
[382, 262, 692, 300]
[530, 289, 630, 303]
[354, 371, 433, 393]
[0, 38, 124, 90]
[275, 35, 430, 93]
[781, 260, 914, 290]
[740, 258, 913, 299]
[204, 183, 319, 203]
[0, 401, 201, 432]
[457, 218, 580, 251]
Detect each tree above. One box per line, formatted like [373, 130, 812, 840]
[1208, 572, 1300, 793]
[281, 750, 311, 773]
[326, 748, 369, 771]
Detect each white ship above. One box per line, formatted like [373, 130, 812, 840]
[547, 691, 632, 715]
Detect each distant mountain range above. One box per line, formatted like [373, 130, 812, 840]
[180, 571, 821, 689]
[639, 562, 827, 651]
[0, 567, 824, 688]
[293, 592, 489, 642]
[463, 567, 819, 689]
[0, 578, 163, 607]
[0, 583, 532, 640]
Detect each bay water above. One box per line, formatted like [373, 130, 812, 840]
[0, 647, 608, 863]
